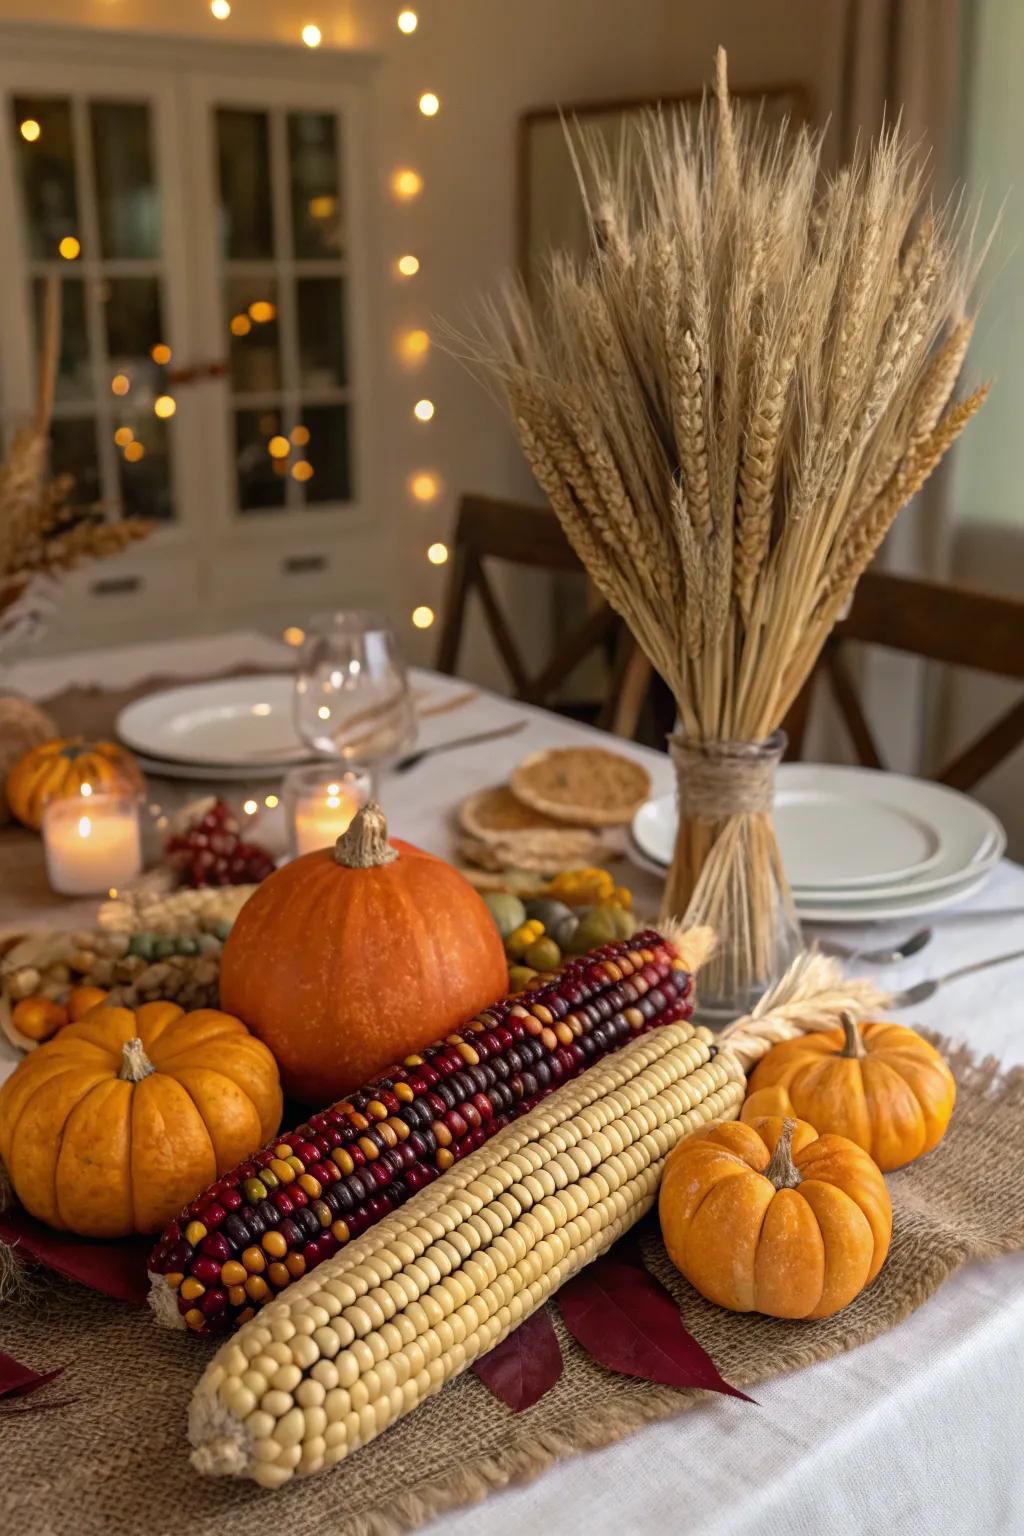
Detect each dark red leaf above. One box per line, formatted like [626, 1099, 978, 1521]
[473, 1307, 563, 1411]
[0, 1355, 67, 1400]
[557, 1254, 755, 1403]
[0, 1206, 150, 1304]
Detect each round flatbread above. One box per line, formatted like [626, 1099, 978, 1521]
[509, 747, 651, 827]
[457, 785, 602, 870]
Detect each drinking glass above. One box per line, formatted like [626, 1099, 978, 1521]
[293, 611, 416, 774]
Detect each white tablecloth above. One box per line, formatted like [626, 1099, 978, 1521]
[6, 632, 1024, 1536]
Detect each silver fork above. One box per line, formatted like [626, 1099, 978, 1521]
[889, 947, 1024, 1007]
[816, 927, 933, 964]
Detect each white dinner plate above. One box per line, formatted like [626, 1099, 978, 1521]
[626, 833, 995, 924]
[630, 765, 1005, 904]
[117, 675, 306, 769]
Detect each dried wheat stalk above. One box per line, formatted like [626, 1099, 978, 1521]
[457, 49, 990, 1008]
[0, 277, 152, 604]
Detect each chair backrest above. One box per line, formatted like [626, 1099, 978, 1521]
[784, 570, 1024, 790]
[435, 493, 629, 716]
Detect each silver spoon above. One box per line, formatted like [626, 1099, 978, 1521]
[890, 946, 1024, 1007]
[816, 927, 933, 965]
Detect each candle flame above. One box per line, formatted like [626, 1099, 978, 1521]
[78, 816, 92, 839]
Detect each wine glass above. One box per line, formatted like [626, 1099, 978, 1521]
[293, 611, 416, 778]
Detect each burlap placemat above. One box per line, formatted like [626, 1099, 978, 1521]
[1, 1035, 1022, 1536]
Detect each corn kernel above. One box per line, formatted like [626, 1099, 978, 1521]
[274, 1144, 293, 1158]
[184, 1220, 207, 1246]
[285, 1252, 306, 1280]
[180, 1276, 205, 1301]
[262, 1231, 288, 1258]
[331, 1219, 350, 1244]
[269, 1158, 295, 1183]
[242, 1246, 266, 1273]
[163, 1272, 183, 1290]
[331, 1147, 355, 1175]
[246, 1276, 270, 1302]
[297, 1173, 322, 1198]
[267, 1262, 290, 1289]
[221, 1260, 247, 1287]
[183, 1308, 205, 1329]
[228, 1285, 247, 1308]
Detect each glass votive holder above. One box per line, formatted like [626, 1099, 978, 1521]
[41, 790, 144, 897]
[282, 765, 373, 858]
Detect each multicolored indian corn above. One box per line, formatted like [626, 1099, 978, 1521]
[148, 931, 692, 1336]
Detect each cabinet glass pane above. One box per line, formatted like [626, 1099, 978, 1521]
[288, 111, 342, 258]
[301, 403, 350, 504]
[33, 278, 91, 402]
[50, 417, 100, 507]
[297, 277, 346, 390]
[217, 109, 273, 260]
[226, 276, 281, 394]
[116, 414, 172, 520]
[236, 407, 287, 510]
[102, 276, 169, 400]
[13, 97, 80, 261]
[90, 102, 160, 260]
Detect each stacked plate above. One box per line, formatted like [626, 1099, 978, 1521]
[116, 676, 311, 780]
[630, 763, 1006, 923]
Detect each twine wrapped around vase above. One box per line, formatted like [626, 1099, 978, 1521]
[663, 731, 801, 1018]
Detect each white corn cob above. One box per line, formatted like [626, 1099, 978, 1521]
[189, 1022, 745, 1486]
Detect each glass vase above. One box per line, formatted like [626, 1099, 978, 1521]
[661, 730, 801, 1021]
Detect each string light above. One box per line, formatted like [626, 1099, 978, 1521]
[391, 168, 423, 201]
[412, 605, 435, 629]
[230, 313, 251, 336]
[398, 328, 430, 364]
[308, 194, 336, 219]
[150, 343, 172, 365]
[264, 794, 279, 808]
[248, 299, 276, 323]
[302, 23, 322, 46]
[397, 9, 418, 32]
[242, 799, 258, 815]
[19, 119, 41, 142]
[317, 705, 331, 719]
[418, 93, 440, 117]
[210, 0, 231, 17]
[396, 254, 420, 277]
[268, 435, 290, 459]
[111, 374, 130, 396]
[427, 542, 448, 564]
[59, 236, 80, 260]
[292, 461, 314, 481]
[413, 398, 435, 422]
[114, 427, 134, 447]
[283, 625, 305, 646]
[290, 424, 310, 445]
[410, 471, 439, 502]
[124, 441, 145, 462]
[153, 394, 176, 419]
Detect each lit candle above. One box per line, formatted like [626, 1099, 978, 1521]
[284, 767, 372, 857]
[42, 793, 143, 896]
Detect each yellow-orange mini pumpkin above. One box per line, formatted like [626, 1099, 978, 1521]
[744, 1015, 955, 1171]
[6, 737, 145, 829]
[0, 1003, 282, 1237]
[659, 1116, 892, 1319]
[220, 802, 509, 1104]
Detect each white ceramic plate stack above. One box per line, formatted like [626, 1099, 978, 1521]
[630, 763, 1006, 924]
[116, 675, 311, 781]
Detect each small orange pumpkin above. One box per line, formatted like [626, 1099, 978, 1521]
[0, 1003, 282, 1236]
[744, 1015, 955, 1171]
[219, 801, 509, 1104]
[659, 1115, 892, 1319]
[7, 737, 145, 829]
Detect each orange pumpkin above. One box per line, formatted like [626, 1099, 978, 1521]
[0, 1003, 282, 1236]
[659, 1115, 892, 1319]
[219, 801, 509, 1104]
[7, 737, 145, 829]
[744, 1014, 955, 1171]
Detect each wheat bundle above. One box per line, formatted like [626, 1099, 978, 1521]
[461, 49, 990, 1011]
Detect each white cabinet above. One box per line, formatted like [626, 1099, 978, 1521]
[0, 28, 382, 650]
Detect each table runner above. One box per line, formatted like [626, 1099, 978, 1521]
[2, 1034, 1021, 1536]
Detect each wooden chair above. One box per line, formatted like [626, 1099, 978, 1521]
[784, 570, 1024, 789]
[435, 494, 647, 735]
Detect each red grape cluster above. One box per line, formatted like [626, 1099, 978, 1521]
[166, 799, 275, 888]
